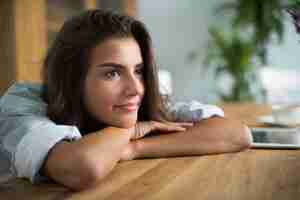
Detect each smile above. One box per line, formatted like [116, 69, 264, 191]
[115, 104, 139, 112]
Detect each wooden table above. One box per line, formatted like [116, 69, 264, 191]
[1, 103, 300, 200]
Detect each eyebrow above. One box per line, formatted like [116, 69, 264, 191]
[96, 62, 144, 69]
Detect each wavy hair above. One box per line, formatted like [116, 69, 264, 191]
[42, 9, 168, 134]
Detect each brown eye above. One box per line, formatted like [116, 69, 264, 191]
[105, 70, 120, 79]
[135, 67, 144, 78]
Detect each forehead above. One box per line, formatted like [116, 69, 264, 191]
[90, 37, 143, 64]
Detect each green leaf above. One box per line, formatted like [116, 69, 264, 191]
[217, 0, 287, 64]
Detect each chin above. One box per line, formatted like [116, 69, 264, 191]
[113, 117, 137, 128]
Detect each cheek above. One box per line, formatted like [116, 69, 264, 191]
[84, 80, 119, 116]
[97, 94, 116, 111]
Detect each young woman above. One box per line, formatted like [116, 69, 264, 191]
[0, 9, 252, 191]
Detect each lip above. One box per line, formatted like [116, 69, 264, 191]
[116, 104, 139, 112]
[115, 102, 140, 112]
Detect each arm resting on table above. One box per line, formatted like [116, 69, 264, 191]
[132, 117, 252, 158]
[43, 127, 133, 191]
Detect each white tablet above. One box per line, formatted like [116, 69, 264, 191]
[250, 127, 300, 149]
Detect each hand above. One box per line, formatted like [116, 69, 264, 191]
[120, 121, 193, 161]
[130, 121, 193, 140]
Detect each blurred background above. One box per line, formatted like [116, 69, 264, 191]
[1, 0, 299, 105]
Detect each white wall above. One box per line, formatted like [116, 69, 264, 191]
[268, 17, 300, 70]
[137, 0, 300, 103]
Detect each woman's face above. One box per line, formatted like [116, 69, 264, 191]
[84, 37, 145, 128]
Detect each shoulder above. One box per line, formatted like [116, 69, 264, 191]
[0, 82, 46, 115]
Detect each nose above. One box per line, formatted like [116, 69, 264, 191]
[124, 73, 144, 97]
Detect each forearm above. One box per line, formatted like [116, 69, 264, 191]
[44, 127, 132, 190]
[133, 117, 252, 158]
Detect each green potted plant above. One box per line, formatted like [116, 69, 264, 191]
[189, 0, 300, 102]
[217, 0, 286, 64]
[202, 0, 300, 102]
[204, 28, 265, 102]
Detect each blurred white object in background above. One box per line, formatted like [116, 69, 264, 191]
[272, 104, 300, 125]
[259, 67, 300, 104]
[257, 67, 300, 126]
[158, 69, 173, 95]
[257, 105, 300, 126]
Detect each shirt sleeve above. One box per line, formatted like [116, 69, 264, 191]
[0, 115, 82, 183]
[168, 100, 225, 122]
[0, 82, 82, 183]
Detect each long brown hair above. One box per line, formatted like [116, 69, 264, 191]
[42, 9, 168, 134]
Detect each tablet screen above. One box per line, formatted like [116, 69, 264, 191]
[251, 127, 300, 148]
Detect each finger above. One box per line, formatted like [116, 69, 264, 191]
[163, 122, 193, 130]
[176, 122, 194, 127]
[155, 122, 187, 132]
[134, 122, 152, 139]
[164, 121, 193, 127]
